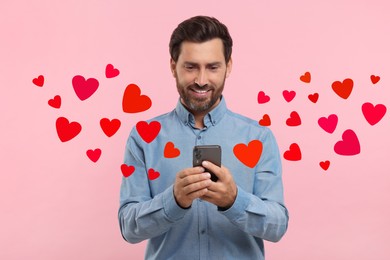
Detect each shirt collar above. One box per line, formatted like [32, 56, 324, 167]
[175, 96, 227, 127]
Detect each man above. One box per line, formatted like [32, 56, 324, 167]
[119, 16, 288, 259]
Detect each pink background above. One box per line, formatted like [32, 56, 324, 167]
[1, 0, 389, 259]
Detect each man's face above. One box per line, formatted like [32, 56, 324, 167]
[171, 38, 232, 114]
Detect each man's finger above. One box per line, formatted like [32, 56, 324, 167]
[201, 161, 225, 180]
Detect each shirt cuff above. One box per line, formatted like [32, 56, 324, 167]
[219, 186, 251, 220]
[162, 185, 190, 222]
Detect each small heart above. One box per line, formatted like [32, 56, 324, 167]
[300, 72, 311, 83]
[319, 160, 330, 171]
[286, 111, 301, 126]
[334, 129, 360, 156]
[308, 93, 319, 103]
[148, 168, 160, 180]
[318, 114, 338, 134]
[122, 83, 152, 113]
[370, 75, 380, 84]
[55, 117, 82, 142]
[100, 118, 121, 137]
[105, 64, 120, 78]
[283, 90, 296, 102]
[121, 164, 135, 178]
[72, 75, 99, 101]
[233, 140, 263, 168]
[283, 143, 302, 161]
[48, 95, 61, 109]
[362, 102, 387, 126]
[164, 142, 180, 158]
[86, 149, 101, 163]
[33, 75, 44, 87]
[259, 114, 271, 126]
[332, 78, 353, 99]
[136, 121, 161, 143]
[257, 91, 270, 104]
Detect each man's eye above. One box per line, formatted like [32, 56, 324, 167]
[184, 65, 194, 70]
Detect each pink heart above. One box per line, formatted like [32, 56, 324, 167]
[334, 129, 360, 156]
[283, 90, 296, 102]
[72, 75, 99, 101]
[318, 114, 338, 134]
[362, 102, 386, 126]
[257, 91, 270, 104]
[105, 64, 120, 78]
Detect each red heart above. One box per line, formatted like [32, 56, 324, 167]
[33, 75, 44, 87]
[105, 64, 120, 78]
[318, 114, 338, 134]
[136, 121, 161, 143]
[334, 129, 360, 156]
[300, 72, 311, 83]
[233, 140, 263, 168]
[86, 149, 101, 163]
[259, 114, 271, 126]
[332, 78, 353, 99]
[148, 168, 160, 180]
[283, 90, 296, 102]
[370, 75, 380, 84]
[164, 142, 180, 158]
[319, 160, 330, 171]
[257, 91, 270, 104]
[56, 117, 82, 142]
[72, 75, 99, 101]
[283, 143, 302, 161]
[122, 84, 152, 113]
[121, 164, 135, 178]
[48, 95, 61, 109]
[362, 102, 387, 126]
[100, 118, 121, 137]
[286, 111, 301, 126]
[308, 93, 319, 103]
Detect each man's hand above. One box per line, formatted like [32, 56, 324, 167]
[173, 167, 212, 208]
[200, 161, 237, 209]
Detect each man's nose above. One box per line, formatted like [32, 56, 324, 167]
[194, 69, 208, 87]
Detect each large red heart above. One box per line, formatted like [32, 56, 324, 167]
[300, 72, 311, 83]
[100, 118, 121, 137]
[86, 149, 101, 163]
[257, 91, 270, 104]
[332, 78, 353, 99]
[334, 129, 360, 156]
[136, 121, 161, 143]
[318, 114, 338, 134]
[286, 111, 301, 126]
[121, 164, 135, 178]
[72, 75, 99, 101]
[283, 143, 302, 161]
[33, 75, 44, 87]
[56, 117, 82, 142]
[259, 114, 271, 126]
[148, 168, 160, 180]
[122, 84, 152, 113]
[233, 140, 263, 168]
[283, 90, 296, 102]
[48, 95, 61, 109]
[105, 64, 120, 78]
[362, 102, 386, 126]
[164, 142, 180, 158]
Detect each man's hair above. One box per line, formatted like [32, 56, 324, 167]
[169, 16, 233, 63]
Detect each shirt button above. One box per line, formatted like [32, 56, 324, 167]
[197, 136, 201, 140]
[201, 230, 206, 234]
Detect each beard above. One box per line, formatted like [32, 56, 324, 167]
[176, 79, 225, 113]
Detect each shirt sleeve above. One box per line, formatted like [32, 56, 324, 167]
[118, 128, 189, 244]
[219, 128, 289, 242]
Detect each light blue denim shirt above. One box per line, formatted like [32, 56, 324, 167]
[119, 97, 288, 260]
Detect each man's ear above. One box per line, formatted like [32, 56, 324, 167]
[170, 58, 177, 78]
[225, 57, 233, 78]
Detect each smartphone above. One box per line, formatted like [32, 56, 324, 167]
[193, 145, 221, 182]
